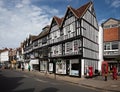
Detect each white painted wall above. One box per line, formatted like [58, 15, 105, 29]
[81, 59, 84, 77]
[98, 26, 103, 72]
[0, 51, 9, 63]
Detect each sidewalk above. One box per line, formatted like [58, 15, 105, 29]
[17, 69, 120, 92]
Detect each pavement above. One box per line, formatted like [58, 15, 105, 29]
[16, 69, 120, 92]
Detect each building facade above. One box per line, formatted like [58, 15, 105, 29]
[32, 25, 50, 72]
[23, 1, 99, 77]
[102, 18, 120, 72]
[23, 35, 37, 70]
[0, 48, 9, 64]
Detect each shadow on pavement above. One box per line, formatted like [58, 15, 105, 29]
[40, 87, 59, 92]
[0, 70, 35, 92]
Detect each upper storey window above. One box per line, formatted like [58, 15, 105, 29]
[111, 24, 118, 28]
[104, 24, 118, 29]
[112, 42, 118, 50]
[51, 20, 57, 27]
[66, 10, 73, 19]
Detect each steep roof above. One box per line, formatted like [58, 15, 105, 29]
[67, 1, 92, 18]
[61, 1, 92, 27]
[76, 1, 92, 18]
[54, 16, 63, 27]
[33, 25, 50, 41]
[0, 48, 9, 53]
[30, 35, 37, 41]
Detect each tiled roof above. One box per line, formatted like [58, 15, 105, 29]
[76, 1, 92, 18]
[30, 35, 37, 41]
[0, 48, 9, 53]
[54, 16, 63, 27]
[22, 1, 92, 43]
[60, 1, 92, 27]
[16, 47, 22, 51]
[68, 1, 92, 18]
[33, 25, 50, 41]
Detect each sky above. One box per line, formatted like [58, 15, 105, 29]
[0, 0, 120, 49]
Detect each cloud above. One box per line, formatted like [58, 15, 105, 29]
[111, 0, 120, 8]
[105, 0, 120, 8]
[0, 0, 60, 49]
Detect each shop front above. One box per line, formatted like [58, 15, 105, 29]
[29, 59, 39, 70]
[69, 59, 80, 77]
[56, 60, 66, 74]
[40, 60, 47, 72]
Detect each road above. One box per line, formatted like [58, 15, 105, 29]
[0, 69, 100, 92]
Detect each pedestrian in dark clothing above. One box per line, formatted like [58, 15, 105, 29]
[28, 65, 31, 71]
[21, 64, 24, 71]
[104, 71, 108, 81]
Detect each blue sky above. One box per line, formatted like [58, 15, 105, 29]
[0, 0, 120, 49]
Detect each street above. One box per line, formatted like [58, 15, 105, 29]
[0, 69, 100, 92]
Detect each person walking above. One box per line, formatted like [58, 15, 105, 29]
[28, 64, 31, 71]
[104, 71, 108, 81]
[21, 64, 24, 71]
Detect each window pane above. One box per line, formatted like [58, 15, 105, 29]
[104, 43, 110, 50]
[112, 43, 118, 49]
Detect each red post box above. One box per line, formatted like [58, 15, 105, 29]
[102, 61, 108, 76]
[88, 66, 93, 78]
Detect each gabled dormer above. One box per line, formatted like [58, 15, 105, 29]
[82, 1, 98, 30]
[61, 6, 77, 38]
[49, 16, 62, 32]
[49, 16, 63, 43]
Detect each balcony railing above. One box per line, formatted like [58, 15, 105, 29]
[48, 48, 82, 58]
[104, 50, 119, 56]
[48, 31, 76, 44]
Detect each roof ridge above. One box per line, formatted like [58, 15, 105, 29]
[54, 16, 63, 26]
[76, 1, 92, 18]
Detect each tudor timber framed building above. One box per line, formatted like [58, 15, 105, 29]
[23, 1, 99, 77]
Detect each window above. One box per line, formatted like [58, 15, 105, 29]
[104, 25, 110, 29]
[74, 40, 78, 51]
[51, 20, 57, 27]
[111, 24, 118, 28]
[66, 42, 70, 52]
[42, 37, 47, 44]
[112, 42, 118, 50]
[70, 24, 74, 32]
[104, 43, 110, 50]
[66, 10, 73, 19]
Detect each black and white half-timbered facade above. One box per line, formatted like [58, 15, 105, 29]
[32, 26, 50, 72]
[48, 1, 99, 77]
[23, 1, 99, 77]
[23, 35, 38, 70]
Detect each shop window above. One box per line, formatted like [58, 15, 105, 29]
[71, 63, 79, 70]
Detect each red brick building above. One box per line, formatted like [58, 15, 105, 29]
[102, 18, 120, 71]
